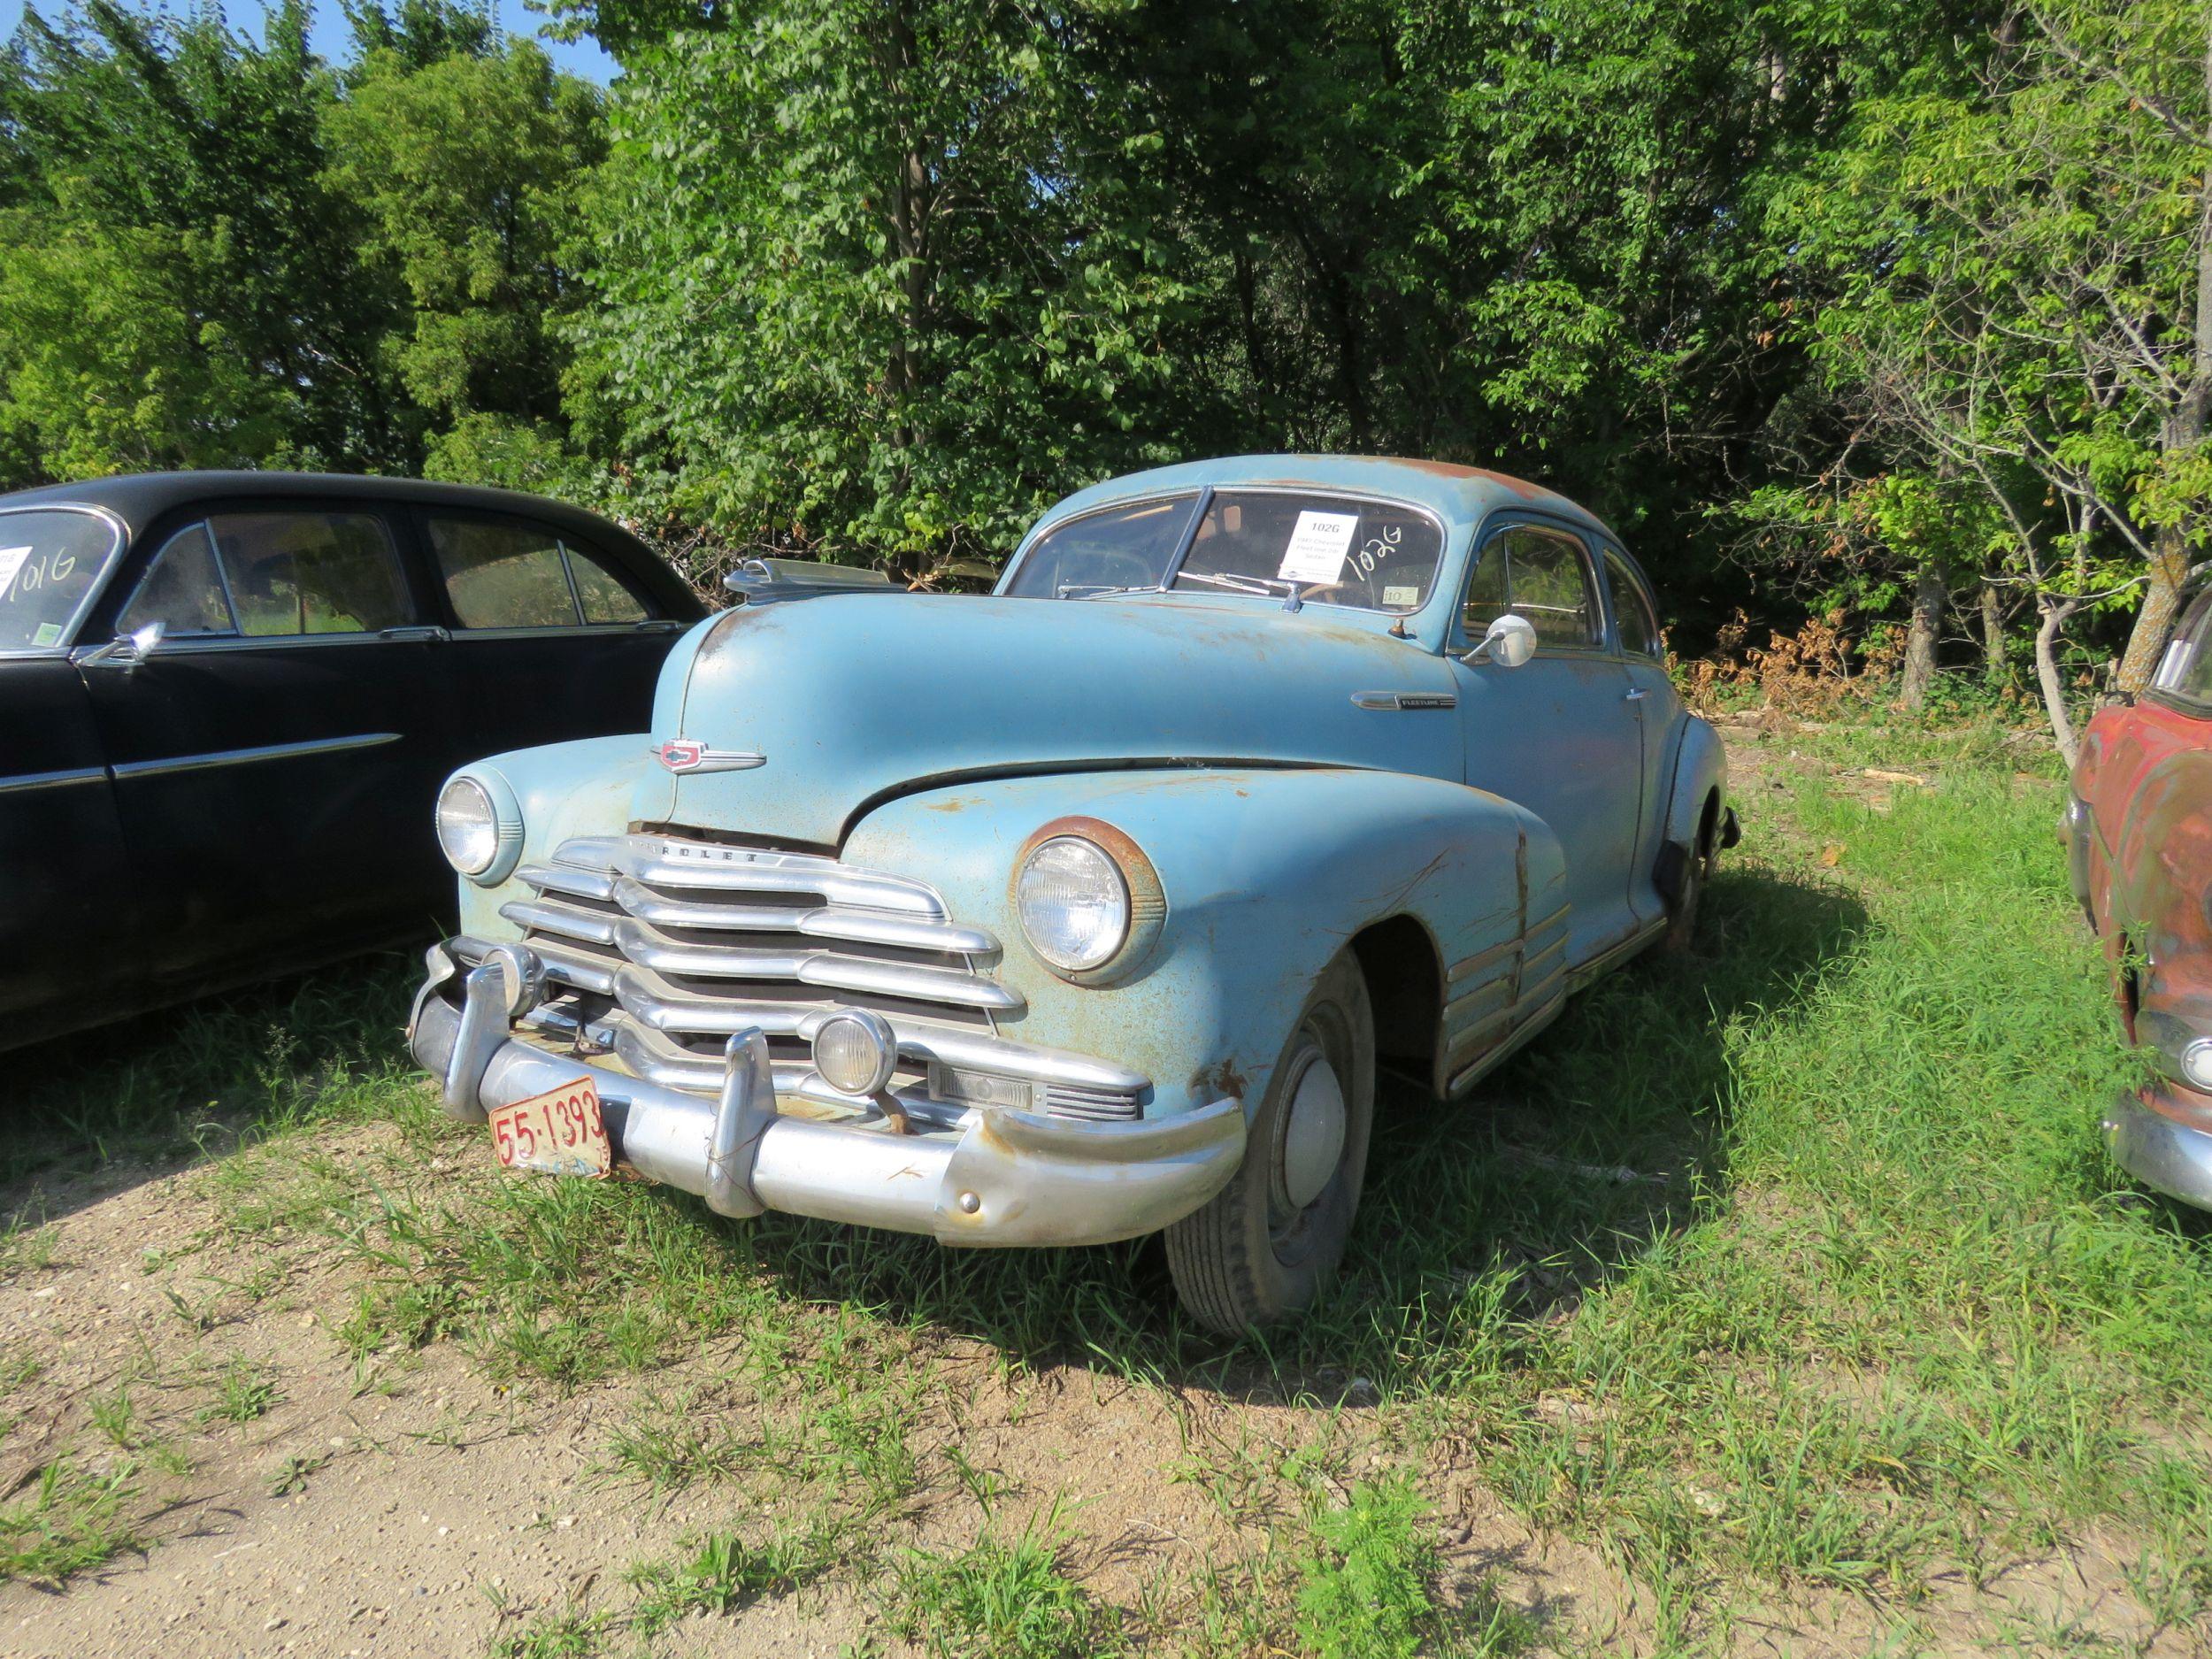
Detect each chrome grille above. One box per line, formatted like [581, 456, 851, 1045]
[487, 832, 1147, 1122]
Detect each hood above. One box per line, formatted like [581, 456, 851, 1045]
[657, 592, 1461, 848]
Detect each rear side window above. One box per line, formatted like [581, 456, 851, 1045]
[118, 511, 412, 639]
[1602, 548, 1662, 658]
[427, 516, 650, 628]
[1463, 525, 1600, 649]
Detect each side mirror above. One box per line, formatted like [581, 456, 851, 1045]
[1461, 613, 1537, 670]
[79, 618, 165, 672]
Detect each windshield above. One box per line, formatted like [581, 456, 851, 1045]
[0, 508, 119, 650]
[1003, 488, 1443, 615]
[1001, 495, 1199, 597]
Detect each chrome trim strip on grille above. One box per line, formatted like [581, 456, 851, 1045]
[111, 731, 401, 779]
[554, 835, 943, 918]
[590, 915, 1021, 1011]
[0, 765, 107, 795]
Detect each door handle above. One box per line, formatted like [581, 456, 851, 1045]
[380, 625, 450, 644]
[1624, 687, 1648, 702]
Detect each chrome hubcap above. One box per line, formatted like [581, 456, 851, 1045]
[1278, 1048, 1347, 1212]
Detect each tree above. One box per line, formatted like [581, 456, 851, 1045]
[1784, 1, 2212, 755]
[322, 27, 604, 480]
[569, 0, 1218, 562]
[0, 0, 402, 478]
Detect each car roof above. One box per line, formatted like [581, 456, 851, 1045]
[1036, 454, 1615, 542]
[0, 470, 641, 551]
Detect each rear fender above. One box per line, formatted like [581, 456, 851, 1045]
[1663, 717, 1729, 855]
[843, 766, 1565, 1118]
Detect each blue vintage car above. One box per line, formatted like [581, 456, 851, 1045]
[408, 456, 1735, 1329]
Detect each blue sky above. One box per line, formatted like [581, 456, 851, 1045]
[0, 1, 618, 83]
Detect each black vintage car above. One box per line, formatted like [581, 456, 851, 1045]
[0, 472, 706, 1048]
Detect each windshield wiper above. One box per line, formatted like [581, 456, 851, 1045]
[1174, 570, 1309, 611]
[1056, 582, 1165, 599]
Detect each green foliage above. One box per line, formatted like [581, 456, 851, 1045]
[1293, 1476, 1436, 1659]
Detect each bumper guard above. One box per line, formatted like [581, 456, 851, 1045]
[406, 944, 1245, 1247]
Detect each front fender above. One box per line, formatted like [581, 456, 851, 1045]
[450, 735, 675, 939]
[842, 766, 1564, 1120]
[1663, 715, 1730, 852]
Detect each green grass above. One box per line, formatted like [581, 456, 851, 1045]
[5, 729, 2210, 1651]
[889, 1525, 1109, 1659]
[0, 1456, 142, 1583]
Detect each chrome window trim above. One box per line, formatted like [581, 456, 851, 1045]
[0, 764, 108, 796]
[111, 731, 402, 780]
[442, 623, 669, 641]
[0, 503, 127, 651]
[103, 630, 406, 656]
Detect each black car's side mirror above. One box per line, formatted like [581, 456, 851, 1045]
[78, 618, 166, 672]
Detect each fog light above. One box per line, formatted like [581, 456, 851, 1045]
[813, 1009, 897, 1096]
[2182, 1038, 2212, 1091]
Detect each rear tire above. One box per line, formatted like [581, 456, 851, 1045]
[1660, 804, 1718, 954]
[1166, 953, 1375, 1333]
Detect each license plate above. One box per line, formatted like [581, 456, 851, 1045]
[489, 1078, 611, 1179]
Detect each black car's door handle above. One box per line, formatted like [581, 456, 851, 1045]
[380, 625, 451, 644]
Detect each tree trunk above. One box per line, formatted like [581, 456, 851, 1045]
[2034, 596, 2081, 767]
[1979, 576, 2006, 680]
[2116, 531, 2193, 696]
[1899, 559, 1944, 710]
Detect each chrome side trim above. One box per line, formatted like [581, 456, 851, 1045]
[111, 731, 401, 779]
[0, 765, 107, 796]
[1350, 690, 1456, 711]
[1565, 918, 1666, 993]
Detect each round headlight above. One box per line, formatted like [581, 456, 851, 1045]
[2183, 1038, 2212, 1092]
[1016, 836, 1131, 972]
[813, 1009, 897, 1096]
[435, 777, 500, 876]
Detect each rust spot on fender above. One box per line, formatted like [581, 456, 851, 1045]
[1189, 1058, 1248, 1103]
[922, 795, 985, 814]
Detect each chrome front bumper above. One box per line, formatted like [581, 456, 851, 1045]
[2103, 1088, 2212, 1211]
[406, 945, 1245, 1248]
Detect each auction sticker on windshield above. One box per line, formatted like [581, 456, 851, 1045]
[1278, 511, 1357, 583]
[0, 548, 29, 599]
[489, 1077, 611, 1179]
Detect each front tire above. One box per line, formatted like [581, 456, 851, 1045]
[1166, 952, 1375, 1333]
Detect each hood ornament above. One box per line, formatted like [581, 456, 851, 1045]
[654, 740, 767, 776]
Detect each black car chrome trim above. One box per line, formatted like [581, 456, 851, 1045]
[111, 731, 402, 779]
[0, 765, 108, 795]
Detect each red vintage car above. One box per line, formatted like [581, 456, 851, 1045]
[2070, 593, 2212, 1209]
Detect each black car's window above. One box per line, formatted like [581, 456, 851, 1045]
[1173, 491, 1442, 613]
[1603, 548, 1662, 658]
[213, 513, 411, 636]
[568, 540, 650, 624]
[1002, 495, 1199, 597]
[119, 523, 237, 637]
[1462, 525, 1599, 649]
[428, 515, 653, 628]
[0, 509, 121, 649]
[118, 512, 411, 640]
